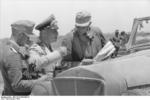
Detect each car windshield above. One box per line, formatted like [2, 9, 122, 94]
[135, 20, 150, 46]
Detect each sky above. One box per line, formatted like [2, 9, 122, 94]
[0, 0, 150, 38]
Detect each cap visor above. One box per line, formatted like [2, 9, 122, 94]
[75, 21, 91, 27]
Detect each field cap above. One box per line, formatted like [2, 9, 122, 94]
[75, 11, 91, 27]
[11, 20, 35, 35]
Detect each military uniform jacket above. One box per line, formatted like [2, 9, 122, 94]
[28, 42, 56, 76]
[62, 26, 106, 62]
[0, 39, 35, 95]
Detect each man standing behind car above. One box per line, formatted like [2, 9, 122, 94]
[0, 20, 50, 95]
[61, 11, 106, 69]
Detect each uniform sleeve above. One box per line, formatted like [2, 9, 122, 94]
[96, 28, 106, 48]
[61, 33, 73, 61]
[28, 44, 62, 69]
[5, 52, 36, 93]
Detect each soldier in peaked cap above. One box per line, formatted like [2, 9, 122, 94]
[28, 14, 67, 80]
[61, 11, 106, 69]
[0, 20, 52, 95]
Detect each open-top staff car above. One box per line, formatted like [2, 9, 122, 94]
[32, 16, 150, 95]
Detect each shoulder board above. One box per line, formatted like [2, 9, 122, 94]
[10, 47, 18, 53]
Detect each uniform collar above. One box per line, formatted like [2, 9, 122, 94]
[37, 38, 53, 52]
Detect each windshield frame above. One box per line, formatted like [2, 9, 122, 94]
[126, 17, 150, 51]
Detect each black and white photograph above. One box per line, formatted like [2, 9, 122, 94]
[0, 0, 150, 97]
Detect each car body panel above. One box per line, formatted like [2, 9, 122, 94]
[56, 60, 127, 95]
[56, 49, 150, 95]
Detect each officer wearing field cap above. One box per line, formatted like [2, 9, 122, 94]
[0, 20, 51, 95]
[75, 11, 92, 27]
[11, 20, 35, 35]
[61, 11, 106, 69]
[2, 20, 36, 54]
[28, 14, 67, 79]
